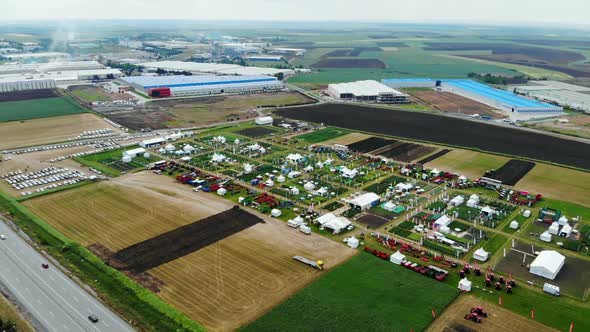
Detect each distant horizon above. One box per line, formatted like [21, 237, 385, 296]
[0, 19, 589, 32]
[1, 0, 589, 28]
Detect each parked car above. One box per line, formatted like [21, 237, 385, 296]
[0, 234, 5, 240]
[88, 315, 99, 323]
[41, 263, 49, 269]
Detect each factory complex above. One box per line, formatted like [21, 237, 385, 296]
[120, 74, 284, 97]
[327, 80, 409, 104]
[513, 80, 590, 114]
[140, 60, 295, 76]
[0, 60, 124, 92]
[383, 78, 563, 114]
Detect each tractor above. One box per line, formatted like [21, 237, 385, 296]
[470, 306, 488, 317]
[464, 313, 482, 323]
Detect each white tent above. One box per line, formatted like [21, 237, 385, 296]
[548, 222, 560, 235]
[558, 216, 569, 226]
[540, 231, 552, 243]
[340, 167, 359, 179]
[440, 225, 451, 234]
[291, 187, 300, 195]
[303, 165, 314, 172]
[559, 224, 572, 237]
[255, 116, 273, 125]
[347, 237, 359, 249]
[277, 175, 286, 183]
[523, 210, 531, 217]
[390, 251, 406, 265]
[434, 215, 451, 228]
[316, 187, 328, 196]
[315, 213, 337, 225]
[323, 217, 351, 234]
[458, 278, 472, 292]
[349, 192, 380, 210]
[183, 144, 195, 153]
[530, 250, 565, 280]
[458, 175, 467, 182]
[383, 201, 396, 212]
[271, 209, 282, 217]
[481, 206, 496, 217]
[165, 143, 176, 152]
[287, 171, 301, 179]
[430, 168, 439, 176]
[216, 188, 227, 196]
[286, 153, 304, 163]
[466, 194, 480, 208]
[395, 183, 413, 191]
[510, 220, 519, 229]
[473, 248, 490, 262]
[304, 182, 316, 191]
[450, 195, 465, 206]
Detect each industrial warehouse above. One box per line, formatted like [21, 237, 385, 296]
[140, 60, 295, 76]
[383, 78, 563, 114]
[513, 81, 590, 114]
[119, 74, 284, 97]
[0, 60, 124, 92]
[327, 80, 409, 104]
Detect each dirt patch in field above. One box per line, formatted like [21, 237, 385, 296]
[102, 92, 311, 130]
[427, 295, 557, 332]
[236, 127, 276, 138]
[110, 207, 263, 273]
[69, 85, 132, 104]
[0, 113, 123, 150]
[418, 149, 452, 164]
[89, 243, 166, 292]
[357, 214, 390, 229]
[347, 137, 395, 153]
[409, 91, 504, 118]
[0, 89, 60, 102]
[275, 104, 590, 170]
[377, 142, 436, 162]
[313, 58, 386, 69]
[149, 213, 355, 332]
[102, 109, 174, 130]
[483, 159, 536, 185]
[323, 132, 372, 146]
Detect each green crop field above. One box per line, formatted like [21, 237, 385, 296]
[296, 127, 350, 143]
[243, 253, 459, 332]
[0, 97, 87, 122]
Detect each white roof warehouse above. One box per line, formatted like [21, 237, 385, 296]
[327, 80, 409, 104]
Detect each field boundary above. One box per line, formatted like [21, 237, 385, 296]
[0, 190, 206, 332]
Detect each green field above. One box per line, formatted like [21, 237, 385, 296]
[296, 127, 350, 143]
[243, 253, 459, 332]
[0, 97, 87, 122]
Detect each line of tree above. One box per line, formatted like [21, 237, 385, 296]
[468, 72, 529, 85]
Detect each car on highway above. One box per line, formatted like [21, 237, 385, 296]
[88, 315, 99, 323]
[0, 234, 6, 240]
[41, 263, 49, 269]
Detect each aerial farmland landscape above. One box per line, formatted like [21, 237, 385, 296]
[0, 1, 590, 332]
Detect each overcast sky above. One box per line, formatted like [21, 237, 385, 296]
[1, 0, 589, 26]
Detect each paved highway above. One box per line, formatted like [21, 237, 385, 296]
[0, 218, 134, 332]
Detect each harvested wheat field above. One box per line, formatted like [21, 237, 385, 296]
[427, 295, 557, 332]
[323, 132, 372, 146]
[0, 113, 122, 150]
[150, 215, 355, 332]
[24, 172, 233, 251]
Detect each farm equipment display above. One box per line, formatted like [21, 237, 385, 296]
[293, 256, 324, 271]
